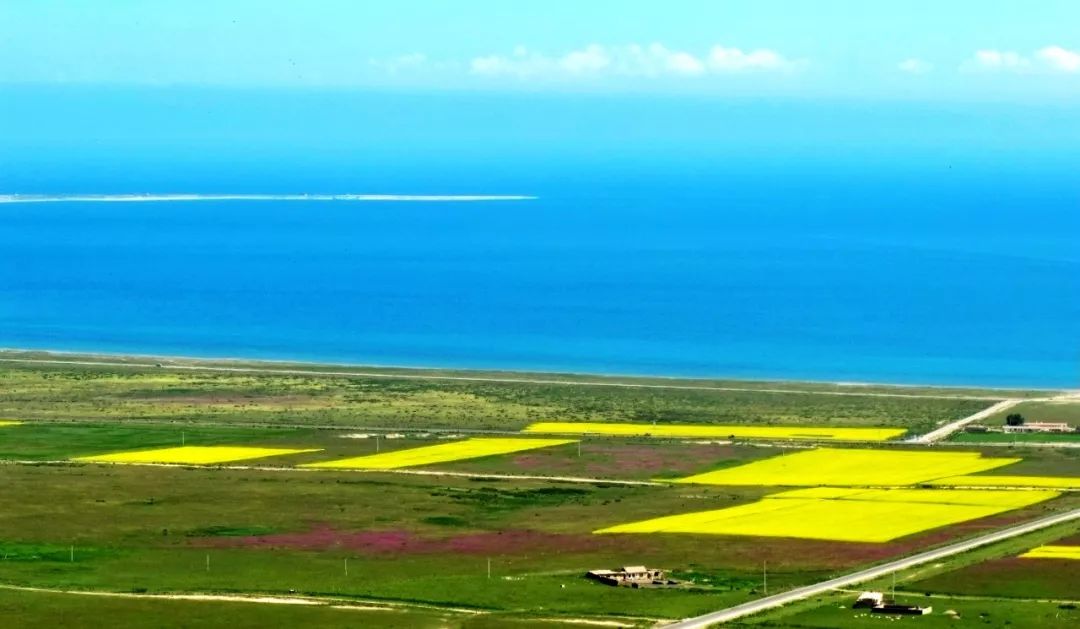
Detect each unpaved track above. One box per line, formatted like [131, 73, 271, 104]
[0, 583, 647, 626]
[0, 583, 479, 614]
[910, 399, 1024, 444]
[661, 507, 1080, 628]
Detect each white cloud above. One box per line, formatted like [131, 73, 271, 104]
[897, 58, 933, 74]
[962, 46, 1080, 74]
[468, 43, 798, 80]
[969, 49, 1031, 71]
[1037, 45, 1080, 73]
[707, 46, 789, 71]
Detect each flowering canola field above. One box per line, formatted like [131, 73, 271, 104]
[596, 488, 1058, 543]
[302, 437, 576, 470]
[74, 446, 321, 465]
[928, 475, 1079, 490]
[0, 420, 20, 427]
[1021, 545, 1080, 560]
[674, 448, 1019, 487]
[523, 422, 905, 442]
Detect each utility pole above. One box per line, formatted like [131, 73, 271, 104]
[344, 558, 349, 577]
[487, 557, 491, 579]
[206, 553, 210, 572]
[181, 431, 186, 446]
[763, 560, 767, 595]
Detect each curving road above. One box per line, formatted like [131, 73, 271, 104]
[662, 507, 1080, 628]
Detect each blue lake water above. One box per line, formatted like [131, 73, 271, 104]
[2, 90, 1079, 387]
[2, 175, 1078, 388]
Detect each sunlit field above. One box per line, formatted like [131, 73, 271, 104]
[597, 488, 1059, 543]
[301, 437, 576, 470]
[1021, 545, 1080, 560]
[523, 422, 905, 442]
[674, 448, 1019, 487]
[73, 446, 321, 465]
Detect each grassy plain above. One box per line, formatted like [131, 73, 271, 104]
[0, 355, 998, 435]
[985, 400, 1080, 426]
[738, 594, 1080, 628]
[0, 588, 468, 629]
[742, 521, 1080, 627]
[0, 355, 1077, 626]
[951, 431, 1080, 443]
[2, 461, 1074, 622]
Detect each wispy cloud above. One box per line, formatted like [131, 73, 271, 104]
[963, 46, 1080, 73]
[1038, 46, 1080, 73]
[897, 58, 933, 75]
[468, 43, 800, 80]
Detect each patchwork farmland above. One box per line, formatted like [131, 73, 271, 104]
[0, 353, 1078, 627]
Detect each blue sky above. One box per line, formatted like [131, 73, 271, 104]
[2, 1, 1080, 100]
[4, 1, 1080, 194]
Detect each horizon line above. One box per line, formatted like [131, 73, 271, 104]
[0, 193, 537, 204]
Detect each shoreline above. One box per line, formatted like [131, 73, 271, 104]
[0, 346, 1067, 396]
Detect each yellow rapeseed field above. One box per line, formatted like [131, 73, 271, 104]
[929, 475, 1080, 490]
[74, 446, 322, 465]
[768, 487, 1055, 508]
[596, 488, 1058, 543]
[0, 420, 20, 427]
[1020, 545, 1080, 560]
[673, 448, 1019, 487]
[302, 437, 577, 470]
[523, 422, 905, 442]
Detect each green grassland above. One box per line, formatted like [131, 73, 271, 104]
[984, 400, 1080, 427]
[0, 358, 999, 436]
[739, 594, 1080, 628]
[741, 520, 1080, 628]
[2, 460, 1074, 623]
[951, 398, 1080, 444]
[951, 431, 1080, 444]
[0, 463, 813, 620]
[0, 588, 467, 629]
[0, 587, 609, 629]
[0, 355, 1077, 627]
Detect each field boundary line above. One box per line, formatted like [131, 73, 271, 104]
[1, 459, 663, 486]
[0, 583, 483, 615]
[0, 356, 1019, 400]
[661, 507, 1080, 628]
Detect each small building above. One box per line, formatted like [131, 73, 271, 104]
[853, 592, 885, 609]
[586, 566, 665, 587]
[1003, 422, 1073, 434]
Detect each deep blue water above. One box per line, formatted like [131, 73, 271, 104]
[2, 177, 1078, 388]
[2, 89, 1079, 387]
